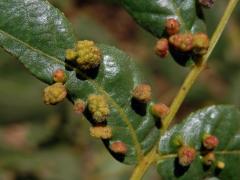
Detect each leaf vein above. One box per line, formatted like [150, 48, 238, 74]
[0, 29, 144, 161]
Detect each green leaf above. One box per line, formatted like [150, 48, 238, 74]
[121, 0, 206, 37]
[0, 0, 76, 83]
[0, 0, 160, 164]
[157, 105, 240, 179]
[121, 0, 207, 66]
[66, 45, 160, 164]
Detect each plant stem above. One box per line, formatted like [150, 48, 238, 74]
[130, 147, 157, 180]
[162, 0, 239, 131]
[130, 0, 239, 179]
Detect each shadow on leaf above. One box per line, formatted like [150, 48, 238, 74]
[174, 158, 190, 177]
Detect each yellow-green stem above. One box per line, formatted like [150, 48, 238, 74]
[130, 0, 239, 179]
[162, 0, 239, 131]
[130, 147, 157, 180]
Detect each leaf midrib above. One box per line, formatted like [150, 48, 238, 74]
[157, 149, 240, 161]
[0, 29, 144, 161]
[171, 0, 188, 32]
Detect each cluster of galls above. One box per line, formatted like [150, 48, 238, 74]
[132, 84, 170, 120]
[85, 94, 112, 139]
[175, 134, 224, 170]
[43, 69, 67, 105]
[43, 40, 102, 105]
[42, 40, 171, 156]
[155, 18, 210, 59]
[201, 134, 224, 169]
[85, 94, 128, 155]
[42, 40, 130, 156]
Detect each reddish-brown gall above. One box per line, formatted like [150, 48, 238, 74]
[169, 33, 194, 52]
[151, 103, 170, 118]
[110, 141, 128, 154]
[178, 146, 196, 166]
[53, 69, 66, 83]
[165, 18, 180, 35]
[155, 38, 169, 58]
[203, 134, 219, 150]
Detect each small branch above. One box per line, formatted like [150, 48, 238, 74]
[130, 147, 157, 180]
[162, 0, 239, 131]
[130, 0, 239, 179]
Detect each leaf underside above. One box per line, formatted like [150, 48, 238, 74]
[0, 0, 160, 164]
[121, 0, 207, 66]
[158, 105, 240, 180]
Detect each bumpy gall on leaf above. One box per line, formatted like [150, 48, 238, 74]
[178, 146, 196, 166]
[53, 69, 66, 83]
[203, 152, 216, 166]
[43, 83, 67, 105]
[88, 94, 110, 122]
[169, 33, 194, 52]
[193, 33, 210, 55]
[76, 40, 102, 70]
[203, 134, 219, 150]
[73, 99, 86, 114]
[132, 84, 152, 103]
[65, 49, 77, 61]
[151, 103, 170, 118]
[90, 126, 112, 139]
[216, 161, 225, 169]
[110, 141, 128, 154]
[155, 38, 169, 58]
[65, 40, 102, 70]
[165, 18, 180, 36]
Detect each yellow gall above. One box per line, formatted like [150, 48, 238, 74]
[169, 33, 194, 52]
[193, 32, 210, 55]
[76, 40, 95, 50]
[88, 94, 110, 122]
[155, 38, 169, 58]
[65, 49, 77, 61]
[75, 40, 102, 70]
[165, 18, 180, 36]
[53, 69, 66, 83]
[90, 126, 112, 139]
[178, 146, 196, 166]
[216, 161, 225, 169]
[203, 152, 216, 166]
[43, 83, 67, 105]
[110, 141, 128, 154]
[73, 99, 86, 114]
[132, 84, 152, 103]
[151, 103, 170, 118]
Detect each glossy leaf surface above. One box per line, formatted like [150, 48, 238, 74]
[0, 0, 159, 164]
[121, 0, 207, 66]
[121, 0, 206, 37]
[157, 105, 240, 179]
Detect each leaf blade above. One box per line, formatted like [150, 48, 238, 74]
[157, 105, 240, 179]
[121, 0, 206, 37]
[65, 44, 160, 164]
[0, 0, 160, 164]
